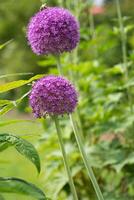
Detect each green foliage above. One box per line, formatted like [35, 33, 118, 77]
[0, 74, 44, 116]
[0, 194, 5, 200]
[0, 40, 13, 50]
[0, 133, 41, 173]
[0, 91, 30, 116]
[0, 0, 134, 199]
[0, 177, 46, 200]
[0, 74, 44, 94]
[0, 72, 33, 79]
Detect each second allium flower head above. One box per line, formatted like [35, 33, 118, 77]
[29, 75, 78, 118]
[27, 7, 80, 55]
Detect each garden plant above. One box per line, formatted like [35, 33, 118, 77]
[0, 0, 134, 200]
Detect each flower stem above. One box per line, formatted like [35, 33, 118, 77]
[116, 0, 133, 113]
[55, 54, 85, 142]
[53, 116, 78, 200]
[55, 54, 63, 75]
[70, 114, 104, 200]
[88, 1, 98, 59]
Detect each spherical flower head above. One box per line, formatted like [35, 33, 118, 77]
[27, 7, 80, 55]
[29, 75, 78, 118]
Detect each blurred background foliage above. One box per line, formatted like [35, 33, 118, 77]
[0, 0, 134, 199]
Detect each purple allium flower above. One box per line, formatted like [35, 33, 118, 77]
[29, 75, 78, 118]
[27, 7, 80, 55]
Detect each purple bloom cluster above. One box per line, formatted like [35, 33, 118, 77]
[29, 75, 78, 118]
[27, 7, 80, 55]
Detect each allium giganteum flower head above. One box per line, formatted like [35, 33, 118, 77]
[27, 7, 80, 55]
[29, 75, 78, 118]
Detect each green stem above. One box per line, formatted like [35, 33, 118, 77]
[116, 0, 133, 112]
[89, 10, 96, 40]
[116, 0, 128, 79]
[73, 0, 79, 19]
[40, 0, 46, 4]
[70, 114, 104, 200]
[65, 0, 71, 9]
[55, 54, 63, 76]
[55, 55, 85, 141]
[53, 116, 78, 200]
[75, 108, 85, 143]
[88, 2, 98, 58]
[58, 0, 65, 7]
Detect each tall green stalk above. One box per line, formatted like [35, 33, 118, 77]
[63, 0, 85, 140]
[58, 0, 66, 7]
[116, 0, 133, 112]
[70, 114, 104, 200]
[88, 0, 98, 58]
[54, 3, 103, 198]
[55, 54, 63, 75]
[55, 55, 85, 141]
[54, 55, 104, 200]
[53, 116, 78, 200]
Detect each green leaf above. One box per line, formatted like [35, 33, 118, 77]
[0, 39, 13, 50]
[0, 119, 32, 127]
[0, 74, 44, 93]
[0, 72, 33, 79]
[0, 104, 15, 115]
[113, 26, 120, 35]
[122, 78, 134, 89]
[113, 152, 134, 173]
[0, 133, 41, 173]
[16, 91, 31, 104]
[0, 100, 13, 107]
[0, 142, 10, 152]
[0, 91, 31, 116]
[0, 177, 46, 200]
[0, 91, 30, 108]
[124, 25, 134, 33]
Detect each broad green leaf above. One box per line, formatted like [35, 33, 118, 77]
[0, 177, 46, 200]
[0, 142, 10, 152]
[86, 141, 134, 173]
[0, 133, 41, 173]
[0, 74, 44, 93]
[113, 152, 134, 173]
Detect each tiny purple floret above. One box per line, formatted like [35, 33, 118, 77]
[29, 75, 78, 118]
[27, 7, 80, 55]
